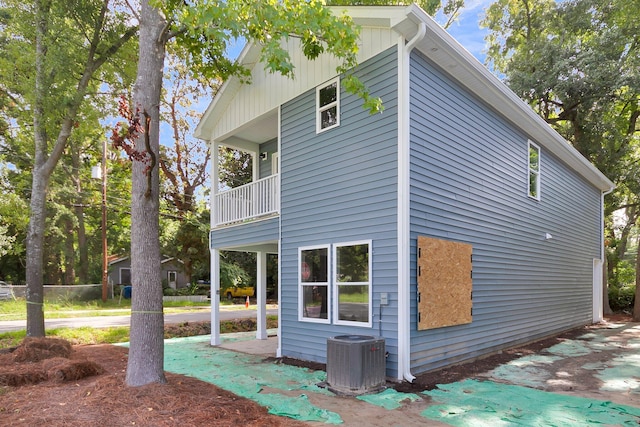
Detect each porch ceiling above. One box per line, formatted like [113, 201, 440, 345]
[220, 109, 278, 146]
[218, 242, 278, 254]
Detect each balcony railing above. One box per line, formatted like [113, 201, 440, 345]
[214, 174, 279, 226]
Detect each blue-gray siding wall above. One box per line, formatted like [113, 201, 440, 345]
[259, 138, 278, 179]
[210, 217, 279, 250]
[408, 50, 602, 374]
[279, 47, 400, 377]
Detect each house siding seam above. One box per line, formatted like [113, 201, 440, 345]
[407, 50, 602, 374]
[279, 47, 401, 378]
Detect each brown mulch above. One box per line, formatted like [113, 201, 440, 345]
[396, 312, 635, 393]
[0, 313, 633, 426]
[0, 338, 306, 427]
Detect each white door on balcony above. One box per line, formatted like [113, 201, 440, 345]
[272, 152, 279, 175]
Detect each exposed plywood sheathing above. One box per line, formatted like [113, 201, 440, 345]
[417, 236, 472, 330]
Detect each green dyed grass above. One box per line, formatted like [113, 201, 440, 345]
[421, 379, 640, 426]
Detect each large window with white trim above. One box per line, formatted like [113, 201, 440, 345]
[528, 140, 540, 200]
[334, 241, 371, 326]
[298, 241, 372, 326]
[316, 78, 340, 133]
[299, 245, 329, 322]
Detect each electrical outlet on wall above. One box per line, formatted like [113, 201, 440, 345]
[380, 292, 388, 305]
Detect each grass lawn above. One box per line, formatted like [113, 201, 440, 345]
[0, 298, 235, 321]
[0, 314, 278, 349]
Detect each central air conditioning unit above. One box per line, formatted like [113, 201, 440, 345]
[326, 335, 386, 395]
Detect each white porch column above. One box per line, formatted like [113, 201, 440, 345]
[210, 248, 221, 345]
[256, 251, 268, 340]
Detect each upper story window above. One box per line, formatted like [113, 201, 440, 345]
[528, 140, 541, 200]
[316, 78, 340, 133]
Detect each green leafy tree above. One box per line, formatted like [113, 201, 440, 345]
[483, 0, 640, 315]
[121, 0, 386, 386]
[159, 51, 214, 215]
[326, 0, 465, 28]
[0, 0, 137, 336]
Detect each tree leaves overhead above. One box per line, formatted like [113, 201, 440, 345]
[483, 0, 640, 312]
[483, 0, 639, 201]
[154, 0, 383, 114]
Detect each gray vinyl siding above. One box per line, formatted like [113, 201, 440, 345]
[279, 47, 400, 377]
[408, 50, 602, 374]
[209, 217, 279, 250]
[259, 138, 278, 179]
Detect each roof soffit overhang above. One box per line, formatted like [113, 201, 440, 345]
[396, 4, 613, 192]
[195, 5, 613, 192]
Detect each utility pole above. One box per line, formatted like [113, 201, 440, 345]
[101, 138, 108, 302]
[93, 140, 108, 302]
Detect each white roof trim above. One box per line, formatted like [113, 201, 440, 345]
[195, 5, 613, 192]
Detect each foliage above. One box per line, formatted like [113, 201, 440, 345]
[325, 0, 465, 29]
[220, 254, 251, 288]
[0, 0, 138, 335]
[218, 147, 253, 190]
[159, 51, 214, 215]
[483, 0, 640, 308]
[156, 0, 384, 115]
[608, 284, 635, 312]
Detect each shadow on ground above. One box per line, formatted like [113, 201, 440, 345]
[160, 321, 640, 426]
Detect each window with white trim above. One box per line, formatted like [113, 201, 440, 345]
[333, 241, 371, 326]
[299, 245, 329, 323]
[528, 140, 540, 200]
[316, 78, 340, 133]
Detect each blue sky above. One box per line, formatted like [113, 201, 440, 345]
[439, 0, 494, 63]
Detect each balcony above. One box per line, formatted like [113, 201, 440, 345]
[213, 174, 279, 227]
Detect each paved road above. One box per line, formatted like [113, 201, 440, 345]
[0, 307, 278, 333]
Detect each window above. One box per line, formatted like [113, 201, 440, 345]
[334, 241, 371, 326]
[528, 141, 540, 200]
[120, 268, 131, 285]
[168, 271, 177, 288]
[316, 78, 340, 133]
[298, 241, 372, 326]
[299, 246, 330, 323]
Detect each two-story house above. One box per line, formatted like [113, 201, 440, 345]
[195, 5, 614, 382]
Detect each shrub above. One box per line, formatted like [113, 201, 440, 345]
[609, 284, 635, 312]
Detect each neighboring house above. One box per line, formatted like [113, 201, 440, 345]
[108, 255, 190, 289]
[196, 5, 614, 382]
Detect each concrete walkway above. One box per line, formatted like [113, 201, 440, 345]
[161, 320, 640, 426]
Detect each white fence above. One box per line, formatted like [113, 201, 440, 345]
[214, 174, 279, 226]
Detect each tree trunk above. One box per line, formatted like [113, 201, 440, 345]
[603, 254, 613, 315]
[125, 0, 167, 387]
[26, 0, 137, 335]
[72, 147, 88, 283]
[25, 167, 47, 336]
[64, 217, 75, 284]
[25, 0, 52, 336]
[634, 240, 640, 321]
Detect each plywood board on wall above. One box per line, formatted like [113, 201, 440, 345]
[417, 236, 472, 330]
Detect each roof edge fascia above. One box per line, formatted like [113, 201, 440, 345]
[397, 5, 613, 192]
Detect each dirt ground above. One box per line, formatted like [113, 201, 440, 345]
[0, 313, 635, 426]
